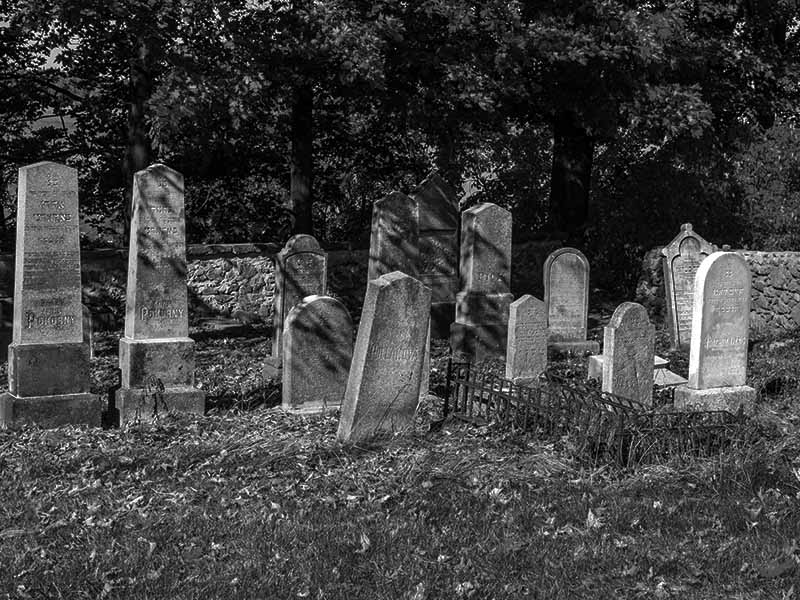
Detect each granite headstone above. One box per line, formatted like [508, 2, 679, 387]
[282, 295, 353, 413]
[0, 162, 100, 427]
[338, 271, 431, 442]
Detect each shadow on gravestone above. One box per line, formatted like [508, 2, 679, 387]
[367, 191, 419, 281]
[543, 247, 599, 356]
[601, 302, 655, 407]
[0, 162, 100, 428]
[338, 271, 431, 443]
[282, 295, 353, 414]
[115, 164, 204, 425]
[450, 203, 513, 364]
[264, 234, 327, 379]
[506, 294, 547, 385]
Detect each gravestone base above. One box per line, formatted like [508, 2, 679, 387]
[450, 321, 507, 363]
[8, 342, 90, 397]
[674, 385, 755, 414]
[588, 354, 669, 380]
[430, 302, 455, 339]
[119, 337, 196, 388]
[511, 376, 540, 387]
[547, 340, 599, 356]
[263, 356, 282, 380]
[115, 386, 205, 425]
[0, 392, 101, 428]
[281, 401, 339, 416]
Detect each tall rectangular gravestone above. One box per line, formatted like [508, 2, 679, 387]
[0, 162, 100, 427]
[602, 302, 655, 406]
[412, 172, 459, 338]
[264, 234, 327, 378]
[116, 164, 204, 424]
[367, 192, 419, 281]
[450, 203, 513, 362]
[544, 247, 599, 355]
[282, 295, 353, 414]
[662, 223, 716, 349]
[674, 252, 755, 413]
[505, 295, 547, 385]
[338, 272, 430, 442]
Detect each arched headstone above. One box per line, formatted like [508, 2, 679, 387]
[543, 247, 598, 354]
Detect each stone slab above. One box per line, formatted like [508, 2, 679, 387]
[588, 354, 669, 379]
[8, 342, 89, 397]
[455, 291, 514, 326]
[459, 203, 511, 295]
[661, 223, 716, 349]
[601, 302, 655, 406]
[544, 247, 590, 342]
[506, 295, 547, 383]
[367, 192, 419, 281]
[282, 295, 353, 413]
[653, 369, 688, 388]
[119, 337, 196, 389]
[450, 321, 508, 363]
[687, 252, 751, 389]
[263, 355, 282, 380]
[1, 392, 101, 428]
[429, 301, 455, 339]
[116, 386, 205, 425]
[674, 384, 755, 414]
[338, 271, 430, 443]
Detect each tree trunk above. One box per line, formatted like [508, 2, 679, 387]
[122, 36, 153, 235]
[289, 83, 314, 235]
[548, 110, 594, 244]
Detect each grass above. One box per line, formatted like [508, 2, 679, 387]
[1, 322, 799, 599]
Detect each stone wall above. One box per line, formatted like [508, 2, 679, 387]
[0, 240, 560, 333]
[636, 247, 800, 340]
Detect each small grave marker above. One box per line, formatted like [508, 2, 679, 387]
[544, 248, 599, 354]
[505, 295, 547, 384]
[601, 302, 655, 406]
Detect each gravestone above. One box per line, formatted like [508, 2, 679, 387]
[264, 234, 327, 378]
[367, 192, 419, 281]
[116, 164, 204, 424]
[338, 271, 431, 443]
[450, 203, 513, 362]
[662, 223, 717, 349]
[601, 302, 655, 406]
[505, 295, 547, 385]
[412, 172, 459, 338]
[0, 162, 100, 427]
[674, 252, 755, 413]
[544, 248, 599, 354]
[282, 295, 353, 414]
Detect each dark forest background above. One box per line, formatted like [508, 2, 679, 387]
[2, 0, 800, 295]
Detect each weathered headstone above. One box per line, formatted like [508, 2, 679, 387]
[544, 248, 599, 354]
[116, 164, 204, 424]
[505, 295, 547, 384]
[0, 162, 100, 427]
[338, 271, 431, 442]
[367, 192, 419, 281]
[282, 295, 353, 413]
[450, 203, 513, 362]
[412, 172, 459, 338]
[674, 252, 755, 412]
[601, 302, 655, 406]
[661, 223, 717, 349]
[264, 234, 327, 378]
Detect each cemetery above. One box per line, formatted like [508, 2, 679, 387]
[3, 3, 800, 598]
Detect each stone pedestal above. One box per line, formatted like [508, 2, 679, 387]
[116, 337, 203, 424]
[450, 291, 513, 362]
[674, 385, 755, 414]
[1, 392, 101, 428]
[588, 354, 669, 380]
[548, 340, 599, 356]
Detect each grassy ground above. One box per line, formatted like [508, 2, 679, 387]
[1, 322, 799, 599]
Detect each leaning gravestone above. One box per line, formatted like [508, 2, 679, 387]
[367, 191, 419, 281]
[282, 295, 353, 413]
[338, 271, 431, 442]
[544, 248, 599, 354]
[602, 302, 655, 406]
[0, 162, 100, 427]
[674, 252, 755, 413]
[450, 203, 513, 362]
[662, 223, 717, 349]
[116, 164, 204, 424]
[505, 295, 547, 384]
[412, 172, 459, 338]
[264, 234, 327, 378]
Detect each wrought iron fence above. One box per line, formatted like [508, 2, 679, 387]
[444, 360, 754, 467]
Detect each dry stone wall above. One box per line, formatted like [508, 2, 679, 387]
[636, 247, 800, 340]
